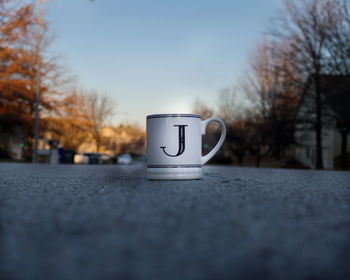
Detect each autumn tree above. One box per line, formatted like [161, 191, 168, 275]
[45, 89, 117, 153]
[45, 89, 90, 151]
[0, 1, 36, 135]
[0, 0, 67, 159]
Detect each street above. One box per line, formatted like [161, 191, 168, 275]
[1, 163, 350, 279]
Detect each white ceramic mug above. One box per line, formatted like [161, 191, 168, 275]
[147, 114, 226, 180]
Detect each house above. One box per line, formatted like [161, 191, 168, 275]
[294, 75, 350, 169]
[78, 125, 146, 155]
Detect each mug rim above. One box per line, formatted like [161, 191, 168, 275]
[147, 114, 201, 119]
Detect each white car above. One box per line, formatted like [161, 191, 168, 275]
[118, 154, 132, 165]
[74, 154, 89, 164]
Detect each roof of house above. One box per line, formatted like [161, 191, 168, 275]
[320, 75, 350, 121]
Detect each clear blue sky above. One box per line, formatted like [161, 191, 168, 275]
[46, 0, 281, 128]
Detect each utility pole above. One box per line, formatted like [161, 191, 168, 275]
[32, 0, 93, 163]
[33, 0, 43, 163]
[33, 0, 53, 163]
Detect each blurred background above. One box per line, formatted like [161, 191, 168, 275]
[0, 0, 349, 170]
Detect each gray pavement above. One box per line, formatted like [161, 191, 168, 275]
[0, 163, 350, 280]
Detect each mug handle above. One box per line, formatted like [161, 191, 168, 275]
[201, 117, 226, 165]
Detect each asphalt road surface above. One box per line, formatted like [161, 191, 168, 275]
[1, 163, 350, 280]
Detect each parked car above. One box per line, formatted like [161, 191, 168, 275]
[74, 153, 89, 164]
[101, 154, 114, 164]
[83, 153, 102, 164]
[118, 154, 132, 165]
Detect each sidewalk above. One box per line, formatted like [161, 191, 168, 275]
[1, 163, 350, 279]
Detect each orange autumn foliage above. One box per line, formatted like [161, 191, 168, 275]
[0, 0, 50, 132]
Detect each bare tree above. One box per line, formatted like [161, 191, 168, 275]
[217, 87, 252, 166]
[192, 99, 213, 119]
[191, 99, 221, 158]
[241, 39, 300, 163]
[270, 0, 350, 169]
[85, 91, 115, 152]
[323, 0, 350, 75]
